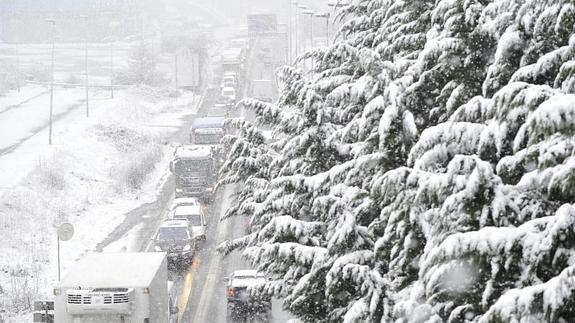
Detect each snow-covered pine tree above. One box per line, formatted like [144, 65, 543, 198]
[221, 0, 575, 321]
[391, 0, 575, 321]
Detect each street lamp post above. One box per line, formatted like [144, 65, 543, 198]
[109, 22, 119, 99]
[303, 9, 314, 71]
[46, 19, 56, 145]
[297, 4, 307, 58]
[174, 53, 178, 90]
[315, 13, 331, 45]
[79, 15, 89, 118]
[15, 43, 20, 92]
[110, 41, 114, 99]
[287, 0, 292, 63]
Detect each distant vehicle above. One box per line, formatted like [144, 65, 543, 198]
[224, 71, 239, 83]
[225, 270, 271, 323]
[170, 200, 207, 240]
[54, 253, 178, 323]
[190, 117, 226, 150]
[221, 48, 244, 73]
[251, 79, 274, 102]
[169, 197, 201, 211]
[221, 80, 235, 89]
[153, 220, 195, 266]
[170, 145, 216, 199]
[222, 75, 237, 87]
[221, 86, 237, 103]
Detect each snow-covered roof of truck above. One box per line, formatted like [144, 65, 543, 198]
[191, 117, 226, 129]
[174, 205, 201, 217]
[58, 253, 166, 288]
[170, 197, 201, 210]
[174, 145, 212, 159]
[194, 128, 224, 135]
[231, 269, 266, 288]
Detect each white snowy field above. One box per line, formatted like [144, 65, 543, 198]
[0, 85, 199, 322]
[0, 42, 133, 85]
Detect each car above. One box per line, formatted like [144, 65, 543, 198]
[213, 103, 233, 117]
[153, 220, 195, 267]
[222, 75, 237, 87]
[223, 71, 238, 82]
[170, 202, 207, 240]
[169, 197, 201, 212]
[225, 270, 271, 323]
[221, 86, 237, 103]
[221, 77, 236, 89]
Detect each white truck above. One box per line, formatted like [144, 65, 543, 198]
[54, 252, 178, 323]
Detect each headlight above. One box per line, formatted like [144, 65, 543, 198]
[176, 188, 183, 192]
[154, 245, 163, 252]
[183, 244, 192, 251]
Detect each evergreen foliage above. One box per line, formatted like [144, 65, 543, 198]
[219, 0, 575, 321]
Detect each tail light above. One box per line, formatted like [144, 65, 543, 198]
[227, 287, 236, 297]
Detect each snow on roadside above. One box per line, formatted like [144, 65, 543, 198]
[0, 84, 48, 114]
[0, 86, 198, 322]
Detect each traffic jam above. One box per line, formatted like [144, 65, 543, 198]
[150, 38, 273, 322]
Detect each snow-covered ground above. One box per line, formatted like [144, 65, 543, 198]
[0, 85, 199, 322]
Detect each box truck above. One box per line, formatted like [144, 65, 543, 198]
[53, 252, 178, 323]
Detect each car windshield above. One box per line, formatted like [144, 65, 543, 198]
[175, 159, 211, 174]
[158, 227, 189, 241]
[187, 214, 202, 226]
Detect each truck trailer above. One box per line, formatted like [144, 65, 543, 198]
[54, 252, 176, 323]
[170, 145, 216, 199]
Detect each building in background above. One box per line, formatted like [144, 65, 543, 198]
[0, 0, 166, 43]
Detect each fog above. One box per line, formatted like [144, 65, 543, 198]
[0, 0, 330, 43]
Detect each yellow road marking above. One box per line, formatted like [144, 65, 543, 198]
[178, 257, 201, 322]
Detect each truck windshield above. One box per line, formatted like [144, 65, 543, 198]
[194, 133, 223, 145]
[175, 159, 212, 174]
[158, 227, 189, 241]
[188, 214, 202, 226]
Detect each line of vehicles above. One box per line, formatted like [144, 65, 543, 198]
[49, 35, 273, 323]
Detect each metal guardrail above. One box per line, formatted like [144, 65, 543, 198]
[24, 80, 129, 89]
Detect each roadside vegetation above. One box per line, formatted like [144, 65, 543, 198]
[0, 86, 194, 317]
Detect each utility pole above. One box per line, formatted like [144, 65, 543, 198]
[80, 15, 89, 118]
[287, 0, 292, 63]
[293, 2, 301, 60]
[46, 19, 56, 145]
[16, 43, 20, 92]
[109, 22, 119, 99]
[174, 53, 178, 90]
[303, 9, 314, 71]
[110, 41, 114, 99]
[297, 4, 307, 65]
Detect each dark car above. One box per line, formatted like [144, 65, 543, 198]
[153, 220, 195, 268]
[225, 270, 271, 323]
